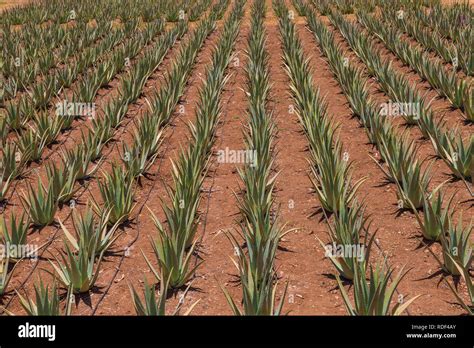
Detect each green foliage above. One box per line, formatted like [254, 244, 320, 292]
[95, 164, 135, 226]
[337, 260, 419, 315]
[129, 275, 198, 315]
[439, 216, 472, 276]
[48, 240, 104, 294]
[0, 212, 30, 259]
[413, 188, 454, 241]
[17, 279, 73, 315]
[60, 205, 120, 257]
[21, 178, 58, 227]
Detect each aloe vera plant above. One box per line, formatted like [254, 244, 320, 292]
[165, 149, 206, 250]
[45, 161, 79, 205]
[16, 128, 48, 163]
[390, 159, 433, 210]
[74, 74, 102, 104]
[439, 134, 473, 180]
[221, 264, 288, 316]
[0, 171, 12, 202]
[4, 101, 27, 131]
[446, 259, 474, 315]
[0, 255, 16, 295]
[143, 208, 201, 289]
[132, 112, 163, 159]
[310, 147, 366, 213]
[376, 129, 418, 179]
[438, 216, 472, 276]
[0, 212, 30, 260]
[413, 188, 455, 241]
[320, 202, 376, 280]
[61, 145, 99, 181]
[57, 65, 78, 89]
[28, 75, 56, 109]
[82, 125, 110, 162]
[48, 240, 104, 294]
[1, 142, 24, 180]
[60, 205, 120, 258]
[17, 279, 73, 315]
[95, 164, 135, 226]
[129, 275, 198, 316]
[121, 141, 159, 179]
[122, 109, 164, 179]
[337, 260, 420, 315]
[129, 277, 169, 316]
[32, 111, 63, 146]
[221, 226, 288, 315]
[21, 178, 58, 227]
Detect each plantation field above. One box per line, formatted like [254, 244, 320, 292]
[0, 0, 472, 317]
[0, 1, 30, 12]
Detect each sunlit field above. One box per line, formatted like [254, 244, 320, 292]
[0, 0, 472, 318]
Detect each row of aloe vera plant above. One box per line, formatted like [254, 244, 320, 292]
[219, 0, 288, 316]
[2, 19, 161, 136]
[0, 0, 193, 105]
[303, 1, 473, 315]
[1, 21, 113, 104]
[321, 9, 473, 189]
[120, 1, 232, 182]
[45, 15, 193, 299]
[1, 21, 152, 165]
[123, 0, 244, 315]
[357, 10, 473, 122]
[1, 22, 137, 129]
[0, 0, 197, 26]
[0, 20, 181, 206]
[0, 19, 183, 208]
[409, 0, 473, 76]
[1, 18, 165, 309]
[129, 0, 246, 315]
[378, 2, 469, 76]
[281, 0, 421, 315]
[0, 0, 210, 81]
[0, 4, 216, 315]
[0, 0, 204, 132]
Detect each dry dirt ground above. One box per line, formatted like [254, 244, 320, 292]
[1, 0, 473, 316]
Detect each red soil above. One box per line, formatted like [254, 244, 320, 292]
[1, 0, 472, 316]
